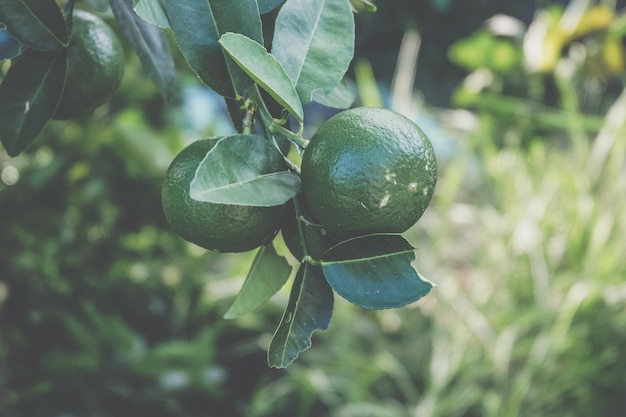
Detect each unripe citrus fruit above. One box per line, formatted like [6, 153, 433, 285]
[162, 137, 286, 253]
[301, 107, 437, 238]
[54, 10, 124, 120]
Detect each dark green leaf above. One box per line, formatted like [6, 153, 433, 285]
[133, 0, 169, 28]
[321, 234, 434, 309]
[219, 32, 303, 122]
[224, 244, 292, 319]
[189, 134, 300, 206]
[0, 48, 67, 157]
[268, 263, 333, 368]
[0, 28, 21, 60]
[258, 0, 285, 14]
[281, 199, 341, 262]
[272, 0, 354, 103]
[0, 0, 67, 51]
[163, 0, 263, 98]
[162, 0, 231, 97]
[110, 0, 176, 103]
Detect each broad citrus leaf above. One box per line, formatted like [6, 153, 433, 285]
[268, 262, 333, 368]
[133, 0, 169, 28]
[219, 32, 304, 122]
[190, 134, 300, 206]
[0, 0, 67, 51]
[272, 0, 354, 103]
[321, 234, 434, 309]
[0, 48, 67, 156]
[163, 0, 263, 98]
[110, 0, 175, 103]
[311, 78, 355, 109]
[224, 244, 292, 319]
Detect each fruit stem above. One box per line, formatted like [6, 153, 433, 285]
[269, 123, 309, 148]
[292, 197, 321, 265]
[254, 85, 309, 148]
[242, 106, 254, 135]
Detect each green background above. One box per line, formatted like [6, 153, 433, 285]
[1, 0, 626, 416]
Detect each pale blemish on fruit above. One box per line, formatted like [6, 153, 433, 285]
[379, 193, 390, 208]
[385, 171, 397, 184]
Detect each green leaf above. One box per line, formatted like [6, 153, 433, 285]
[0, 48, 67, 157]
[219, 32, 303, 122]
[258, 0, 285, 14]
[224, 244, 292, 319]
[163, 0, 263, 98]
[271, 0, 355, 104]
[281, 199, 341, 262]
[0, 28, 21, 60]
[311, 78, 355, 109]
[321, 234, 434, 309]
[268, 262, 333, 368]
[133, 0, 169, 28]
[110, 0, 176, 103]
[190, 134, 301, 206]
[0, 0, 68, 51]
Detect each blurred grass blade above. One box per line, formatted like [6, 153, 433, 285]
[268, 262, 333, 368]
[0, 0, 68, 51]
[224, 244, 292, 319]
[0, 48, 67, 156]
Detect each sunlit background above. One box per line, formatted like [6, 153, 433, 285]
[1, 0, 626, 416]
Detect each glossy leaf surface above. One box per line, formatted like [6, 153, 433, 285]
[311, 78, 355, 109]
[321, 234, 433, 309]
[133, 0, 169, 28]
[268, 263, 333, 368]
[0, 0, 67, 51]
[110, 0, 176, 103]
[224, 244, 292, 319]
[271, 0, 354, 103]
[190, 134, 300, 206]
[0, 49, 67, 156]
[163, 0, 263, 98]
[220, 32, 303, 122]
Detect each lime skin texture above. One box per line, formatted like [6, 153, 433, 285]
[162, 137, 287, 253]
[301, 107, 437, 239]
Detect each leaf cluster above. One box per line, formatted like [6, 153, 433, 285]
[0, 0, 434, 368]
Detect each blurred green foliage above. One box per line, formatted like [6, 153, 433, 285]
[2, 0, 626, 416]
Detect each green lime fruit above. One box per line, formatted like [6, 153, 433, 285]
[301, 107, 437, 238]
[54, 10, 124, 120]
[162, 137, 286, 253]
